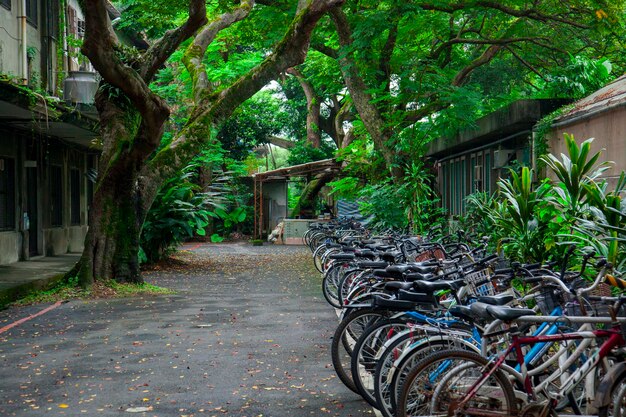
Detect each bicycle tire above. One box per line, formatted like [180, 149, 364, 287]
[330, 308, 391, 393]
[350, 318, 411, 407]
[396, 349, 516, 417]
[598, 368, 626, 417]
[374, 329, 475, 417]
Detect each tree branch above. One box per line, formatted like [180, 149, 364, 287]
[183, 0, 255, 103]
[378, 21, 398, 94]
[452, 44, 502, 86]
[81, 0, 169, 140]
[418, 1, 591, 29]
[207, 0, 346, 122]
[140, 0, 207, 82]
[286, 67, 322, 147]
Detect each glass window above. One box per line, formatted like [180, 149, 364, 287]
[0, 157, 15, 230]
[26, 0, 37, 26]
[1, 0, 11, 11]
[50, 165, 63, 227]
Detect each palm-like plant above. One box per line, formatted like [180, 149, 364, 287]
[492, 167, 553, 262]
[570, 173, 626, 269]
[540, 134, 612, 218]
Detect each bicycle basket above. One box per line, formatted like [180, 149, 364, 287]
[536, 285, 562, 315]
[464, 268, 496, 297]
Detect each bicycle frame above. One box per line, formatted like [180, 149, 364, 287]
[456, 323, 625, 415]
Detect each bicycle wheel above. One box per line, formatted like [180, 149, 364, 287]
[598, 369, 626, 417]
[330, 308, 390, 393]
[351, 318, 411, 407]
[397, 349, 516, 417]
[322, 263, 345, 308]
[375, 330, 475, 417]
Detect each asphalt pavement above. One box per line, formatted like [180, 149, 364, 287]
[0, 243, 370, 416]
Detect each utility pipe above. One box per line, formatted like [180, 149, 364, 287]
[18, 0, 27, 84]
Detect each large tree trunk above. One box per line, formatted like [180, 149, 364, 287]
[291, 172, 335, 218]
[72, 0, 345, 286]
[72, 93, 159, 285]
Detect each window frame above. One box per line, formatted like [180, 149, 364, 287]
[0, 0, 11, 11]
[26, 0, 37, 27]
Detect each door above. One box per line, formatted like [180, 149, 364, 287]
[26, 167, 38, 256]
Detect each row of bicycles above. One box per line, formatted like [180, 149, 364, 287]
[305, 220, 626, 417]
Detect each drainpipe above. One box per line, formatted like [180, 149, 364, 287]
[18, 0, 27, 84]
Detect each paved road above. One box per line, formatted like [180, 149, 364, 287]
[0, 243, 370, 416]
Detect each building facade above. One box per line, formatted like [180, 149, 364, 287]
[547, 74, 626, 189]
[427, 100, 566, 216]
[0, 0, 98, 265]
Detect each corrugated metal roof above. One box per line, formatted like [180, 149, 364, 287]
[553, 73, 626, 126]
[251, 158, 341, 181]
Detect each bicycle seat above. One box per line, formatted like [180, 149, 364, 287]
[413, 279, 466, 293]
[373, 269, 403, 280]
[448, 305, 474, 322]
[403, 272, 436, 282]
[384, 282, 414, 292]
[398, 289, 438, 308]
[356, 261, 388, 269]
[354, 249, 377, 259]
[371, 295, 416, 311]
[407, 265, 437, 274]
[386, 264, 412, 274]
[476, 294, 514, 306]
[470, 302, 494, 320]
[329, 253, 355, 261]
[380, 252, 401, 262]
[486, 305, 535, 322]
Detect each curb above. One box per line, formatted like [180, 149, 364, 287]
[0, 273, 66, 307]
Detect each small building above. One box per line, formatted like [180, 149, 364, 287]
[547, 74, 626, 188]
[251, 159, 341, 243]
[427, 99, 566, 216]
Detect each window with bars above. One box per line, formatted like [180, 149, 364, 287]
[50, 165, 63, 227]
[26, 0, 37, 26]
[0, 158, 15, 230]
[1, 0, 11, 11]
[70, 169, 80, 225]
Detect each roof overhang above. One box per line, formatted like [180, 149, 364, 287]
[0, 81, 100, 150]
[427, 99, 569, 159]
[251, 158, 341, 182]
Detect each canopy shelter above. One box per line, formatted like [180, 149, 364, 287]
[251, 158, 341, 240]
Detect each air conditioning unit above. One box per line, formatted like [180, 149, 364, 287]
[493, 149, 515, 168]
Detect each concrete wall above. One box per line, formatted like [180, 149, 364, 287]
[0, 231, 19, 264]
[548, 106, 626, 188]
[0, 1, 59, 91]
[0, 4, 21, 76]
[44, 225, 86, 256]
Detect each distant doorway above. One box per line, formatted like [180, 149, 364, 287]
[26, 167, 38, 256]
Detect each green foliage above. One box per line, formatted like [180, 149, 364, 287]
[533, 55, 614, 100]
[492, 167, 554, 262]
[217, 90, 289, 160]
[286, 139, 335, 166]
[540, 134, 612, 217]
[211, 207, 247, 235]
[141, 153, 226, 263]
[462, 134, 626, 271]
[358, 180, 408, 230]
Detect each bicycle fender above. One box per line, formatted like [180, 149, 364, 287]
[592, 361, 626, 412]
